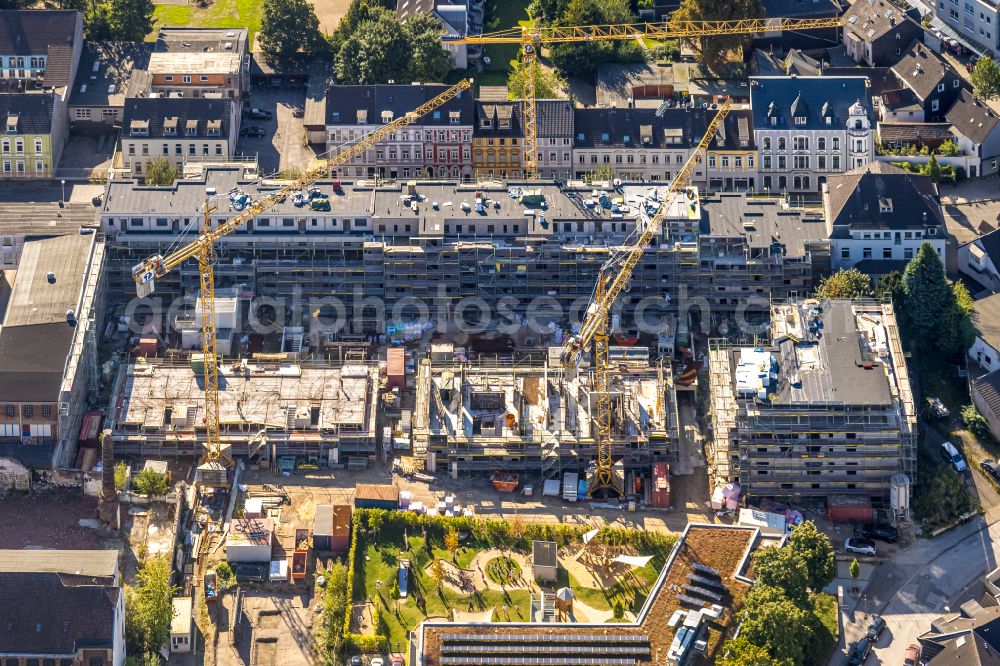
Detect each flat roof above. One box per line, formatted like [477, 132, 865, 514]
[700, 193, 828, 256]
[171, 596, 193, 634]
[0, 201, 98, 237]
[4, 234, 93, 327]
[148, 51, 241, 75]
[0, 549, 118, 579]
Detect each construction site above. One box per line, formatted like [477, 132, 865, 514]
[707, 299, 918, 519]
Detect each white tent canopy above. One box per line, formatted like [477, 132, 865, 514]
[582, 528, 599, 544]
[612, 554, 654, 568]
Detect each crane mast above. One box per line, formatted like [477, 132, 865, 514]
[449, 17, 840, 179]
[562, 99, 732, 498]
[131, 79, 474, 475]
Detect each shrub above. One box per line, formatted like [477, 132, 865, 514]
[114, 461, 128, 491]
[132, 469, 169, 497]
[963, 404, 992, 441]
[216, 562, 235, 590]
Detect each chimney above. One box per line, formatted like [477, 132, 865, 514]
[98, 430, 119, 528]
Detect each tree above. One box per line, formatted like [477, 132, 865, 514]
[367, 509, 385, 540]
[927, 153, 943, 184]
[672, 0, 764, 68]
[444, 527, 460, 561]
[876, 270, 906, 311]
[938, 139, 961, 157]
[431, 558, 446, 591]
[144, 158, 179, 186]
[549, 0, 645, 79]
[751, 546, 811, 606]
[786, 521, 836, 593]
[972, 56, 1000, 100]
[938, 280, 976, 356]
[904, 242, 951, 343]
[132, 469, 169, 497]
[815, 267, 874, 300]
[587, 165, 615, 183]
[84, 0, 154, 41]
[318, 561, 349, 661]
[259, 0, 326, 64]
[507, 60, 565, 99]
[737, 586, 814, 665]
[335, 14, 409, 84]
[114, 461, 128, 492]
[849, 557, 860, 594]
[963, 404, 992, 440]
[718, 635, 786, 666]
[125, 555, 178, 653]
[403, 14, 453, 83]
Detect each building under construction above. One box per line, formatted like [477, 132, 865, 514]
[707, 299, 917, 511]
[100, 168, 830, 337]
[106, 358, 379, 464]
[412, 351, 680, 481]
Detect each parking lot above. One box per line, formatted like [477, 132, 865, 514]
[237, 87, 318, 175]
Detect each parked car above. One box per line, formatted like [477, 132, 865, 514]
[845, 537, 877, 557]
[867, 615, 886, 641]
[370, 658, 384, 666]
[245, 107, 272, 120]
[861, 523, 898, 543]
[349, 658, 362, 666]
[942, 440, 967, 473]
[239, 126, 266, 138]
[981, 459, 1000, 479]
[390, 658, 404, 666]
[904, 643, 921, 666]
[847, 638, 873, 666]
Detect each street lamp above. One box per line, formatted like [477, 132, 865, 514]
[60, 179, 66, 206]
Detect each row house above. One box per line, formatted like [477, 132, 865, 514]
[0, 10, 83, 179]
[326, 84, 474, 181]
[750, 75, 875, 194]
[890, 41, 963, 122]
[473, 100, 523, 180]
[121, 96, 237, 177]
[571, 107, 757, 190]
[536, 99, 574, 180]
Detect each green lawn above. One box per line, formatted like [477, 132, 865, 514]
[555, 553, 667, 613]
[476, 0, 533, 95]
[358, 527, 532, 649]
[149, 0, 265, 45]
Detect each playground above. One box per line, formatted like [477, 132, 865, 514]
[351, 512, 674, 648]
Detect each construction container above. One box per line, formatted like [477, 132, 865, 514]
[331, 504, 351, 552]
[651, 462, 671, 509]
[313, 504, 333, 550]
[827, 495, 874, 524]
[138, 337, 158, 357]
[226, 517, 274, 563]
[387, 347, 405, 389]
[562, 472, 579, 502]
[354, 483, 399, 510]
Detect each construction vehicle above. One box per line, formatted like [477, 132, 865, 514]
[560, 99, 732, 498]
[448, 17, 842, 179]
[130, 79, 474, 484]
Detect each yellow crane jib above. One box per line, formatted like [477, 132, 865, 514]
[128, 78, 474, 474]
[560, 99, 732, 498]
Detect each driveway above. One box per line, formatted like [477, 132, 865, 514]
[237, 87, 318, 175]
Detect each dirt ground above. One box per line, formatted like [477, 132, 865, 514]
[308, 0, 351, 33]
[0, 490, 114, 550]
[218, 590, 314, 666]
[242, 461, 715, 537]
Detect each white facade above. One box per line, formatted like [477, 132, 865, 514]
[959, 236, 1000, 291]
[832, 227, 946, 269]
[936, 0, 1000, 54]
[970, 334, 1000, 371]
[757, 101, 875, 193]
[537, 135, 572, 179]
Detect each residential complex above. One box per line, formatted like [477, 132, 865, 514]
[708, 300, 917, 509]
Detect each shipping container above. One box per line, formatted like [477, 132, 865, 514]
[651, 462, 671, 509]
[312, 504, 333, 551]
[387, 347, 406, 389]
[827, 495, 874, 524]
[331, 504, 351, 552]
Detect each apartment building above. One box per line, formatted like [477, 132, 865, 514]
[68, 42, 152, 132]
[325, 84, 474, 180]
[824, 162, 946, 271]
[890, 41, 964, 122]
[536, 99, 574, 180]
[0, 10, 84, 179]
[0, 201, 98, 269]
[842, 0, 923, 67]
[0, 550, 124, 666]
[935, 0, 1000, 54]
[947, 89, 1000, 177]
[150, 27, 249, 100]
[751, 76, 875, 194]
[472, 100, 523, 180]
[0, 233, 106, 469]
[708, 300, 917, 506]
[99, 168, 830, 339]
[120, 97, 237, 176]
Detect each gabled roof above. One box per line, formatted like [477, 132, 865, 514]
[762, 0, 840, 18]
[974, 291, 1000, 353]
[536, 99, 573, 138]
[750, 76, 872, 131]
[69, 41, 152, 108]
[0, 10, 79, 87]
[573, 107, 754, 151]
[966, 228, 1000, 269]
[122, 96, 233, 140]
[881, 87, 922, 112]
[843, 0, 920, 43]
[475, 100, 522, 138]
[891, 40, 957, 101]
[824, 161, 943, 232]
[325, 84, 474, 127]
[824, 66, 900, 96]
[946, 89, 1000, 145]
[973, 368, 1000, 422]
[0, 93, 54, 134]
[753, 48, 822, 76]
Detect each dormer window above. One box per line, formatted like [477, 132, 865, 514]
[449, 111, 461, 125]
[129, 119, 149, 137]
[601, 132, 609, 142]
[481, 117, 492, 128]
[381, 110, 394, 123]
[576, 132, 585, 141]
[356, 109, 368, 125]
[207, 119, 221, 137]
[163, 117, 178, 136]
[794, 116, 806, 125]
[623, 134, 631, 143]
[770, 116, 778, 126]
[879, 197, 893, 213]
[185, 119, 198, 137]
[826, 116, 832, 124]
[498, 117, 510, 129]
[5, 114, 17, 134]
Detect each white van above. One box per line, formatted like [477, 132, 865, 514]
[942, 440, 967, 472]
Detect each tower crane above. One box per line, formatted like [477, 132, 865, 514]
[131, 79, 474, 481]
[560, 99, 732, 498]
[448, 16, 842, 179]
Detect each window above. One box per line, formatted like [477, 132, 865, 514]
[14, 138, 22, 154]
[721, 156, 729, 168]
[954, 79, 961, 87]
[883, 247, 893, 259]
[833, 137, 840, 150]
[41, 405, 51, 417]
[763, 137, 771, 150]
[23, 405, 32, 417]
[778, 155, 786, 169]
[33, 138, 41, 153]
[841, 248, 850, 259]
[747, 154, 754, 168]
[4, 405, 13, 417]
[708, 154, 716, 168]
[818, 155, 826, 169]
[794, 155, 810, 170]
[34, 160, 43, 173]
[818, 137, 826, 150]
[794, 116, 807, 125]
[182, 75, 191, 83]
[199, 75, 208, 82]
[904, 248, 914, 260]
[778, 137, 786, 150]
[863, 247, 872, 259]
